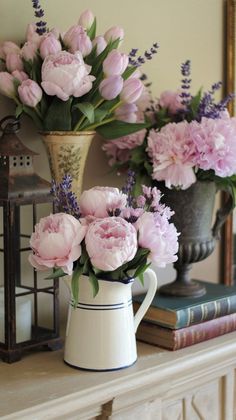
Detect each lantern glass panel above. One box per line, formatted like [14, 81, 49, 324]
[0, 208, 4, 343]
[15, 290, 32, 343]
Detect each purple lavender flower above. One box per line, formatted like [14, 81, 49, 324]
[180, 60, 192, 106]
[122, 169, 136, 206]
[128, 43, 159, 67]
[31, 0, 47, 35]
[51, 175, 81, 219]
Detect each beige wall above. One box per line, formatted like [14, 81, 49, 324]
[0, 0, 225, 319]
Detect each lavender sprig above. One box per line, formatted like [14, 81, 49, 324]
[31, 0, 47, 35]
[122, 169, 136, 206]
[51, 175, 81, 219]
[128, 43, 159, 67]
[198, 82, 234, 120]
[180, 60, 192, 106]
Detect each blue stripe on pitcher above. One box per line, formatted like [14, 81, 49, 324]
[70, 299, 132, 310]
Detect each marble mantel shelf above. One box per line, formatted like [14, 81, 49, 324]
[0, 332, 236, 419]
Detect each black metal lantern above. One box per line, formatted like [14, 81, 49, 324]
[0, 116, 62, 363]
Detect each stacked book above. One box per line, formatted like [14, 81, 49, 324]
[133, 281, 236, 350]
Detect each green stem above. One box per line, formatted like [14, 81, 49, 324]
[108, 100, 123, 115]
[83, 117, 115, 131]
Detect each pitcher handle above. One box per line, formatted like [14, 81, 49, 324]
[133, 268, 158, 333]
[212, 192, 234, 240]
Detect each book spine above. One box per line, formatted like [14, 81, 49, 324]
[176, 294, 236, 329]
[174, 313, 236, 349]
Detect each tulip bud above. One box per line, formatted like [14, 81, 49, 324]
[92, 36, 107, 55]
[18, 79, 42, 108]
[78, 10, 95, 30]
[12, 70, 29, 83]
[0, 72, 16, 97]
[40, 34, 62, 60]
[6, 53, 24, 72]
[120, 78, 144, 104]
[103, 50, 128, 77]
[99, 75, 123, 100]
[0, 41, 20, 60]
[25, 23, 41, 47]
[21, 42, 38, 61]
[115, 103, 138, 123]
[63, 25, 92, 56]
[104, 26, 124, 44]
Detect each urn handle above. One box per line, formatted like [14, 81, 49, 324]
[212, 193, 234, 239]
[133, 268, 158, 333]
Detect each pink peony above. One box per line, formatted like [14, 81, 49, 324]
[29, 213, 87, 275]
[147, 122, 197, 189]
[41, 51, 95, 101]
[63, 25, 92, 56]
[158, 90, 186, 114]
[80, 186, 127, 218]
[103, 129, 147, 166]
[189, 117, 236, 177]
[85, 217, 137, 271]
[135, 212, 179, 267]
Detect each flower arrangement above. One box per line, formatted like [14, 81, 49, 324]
[103, 60, 236, 199]
[28, 173, 179, 303]
[0, 1, 158, 137]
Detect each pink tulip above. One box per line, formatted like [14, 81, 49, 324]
[85, 217, 137, 271]
[0, 72, 16, 97]
[104, 26, 124, 44]
[25, 23, 41, 47]
[103, 50, 128, 76]
[6, 53, 23, 72]
[120, 78, 144, 104]
[12, 70, 29, 83]
[41, 51, 95, 101]
[0, 41, 20, 59]
[63, 25, 92, 56]
[18, 79, 42, 108]
[21, 42, 38, 61]
[80, 186, 127, 218]
[115, 103, 138, 123]
[78, 9, 95, 30]
[39, 34, 62, 60]
[92, 36, 107, 55]
[99, 75, 123, 100]
[29, 213, 87, 275]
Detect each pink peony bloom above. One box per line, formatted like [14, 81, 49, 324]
[0, 41, 20, 59]
[39, 33, 62, 60]
[18, 79, 42, 108]
[80, 186, 127, 218]
[189, 117, 236, 177]
[147, 122, 197, 189]
[63, 25, 92, 56]
[6, 53, 23, 72]
[12, 70, 29, 83]
[41, 51, 95, 101]
[85, 217, 137, 271]
[78, 9, 95, 30]
[103, 129, 147, 165]
[158, 90, 186, 114]
[21, 41, 38, 61]
[103, 50, 128, 76]
[0, 72, 16, 97]
[92, 36, 107, 55]
[28, 213, 87, 275]
[120, 78, 144, 104]
[104, 26, 124, 44]
[135, 212, 179, 267]
[99, 75, 123, 100]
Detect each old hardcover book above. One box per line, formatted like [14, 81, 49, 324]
[133, 281, 236, 329]
[136, 313, 236, 350]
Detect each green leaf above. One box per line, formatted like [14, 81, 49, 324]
[74, 102, 95, 124]
[88, 269, 99, 297]
[71, 264, 84, 307]
[97, 120, 150, 139]
[15, 104, 23, 118]
[23, 106, 43, 130]
[122, 66, 138, 80]
[189, 89, 202, 119]
[43, 97, 72, 131]
[138, 272, 145, 286]
[134, 262, 151, 279]
[45, 267, 67, 279]
[91, 39, 120, 76]
[87, 18, 97, 40]
[94, 108, 108, 123]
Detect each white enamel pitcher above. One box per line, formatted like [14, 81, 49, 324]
[64, 268, 158, 371]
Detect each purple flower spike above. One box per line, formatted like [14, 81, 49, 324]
[31, 0, 47, 34]
[51, 175, 81, 219]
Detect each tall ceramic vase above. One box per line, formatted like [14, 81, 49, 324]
[156, 180, 233, 298]
[64, 269, 158, 371]
[41, 131, 95, 196]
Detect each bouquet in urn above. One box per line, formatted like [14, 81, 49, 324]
[28, 173, 179, 303]
[0, 1, 158, 137]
